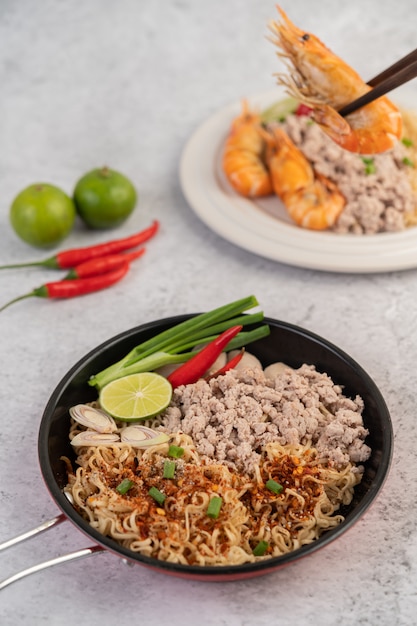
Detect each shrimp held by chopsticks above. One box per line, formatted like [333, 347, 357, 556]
[222, 100, 273, 197]
[268, 6, 402, 154]
[262, 125, 346, 230]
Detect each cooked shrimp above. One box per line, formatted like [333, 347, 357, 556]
[268, 6, 402, 154]
[263, 125, 346, 230]
[222, 100, 273, 197]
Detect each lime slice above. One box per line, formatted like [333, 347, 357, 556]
[99, 372, 172, 422]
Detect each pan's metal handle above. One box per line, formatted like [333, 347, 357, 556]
[0, 513, 67, 552]
[0, 507, 105, 590]
[0, 545, 105, 590]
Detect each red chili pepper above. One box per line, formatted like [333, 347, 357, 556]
[64, 248, 146, 279]
[167, 325, 243, 389]
[0, 220, 159, 270]
[54, 220, 158, 268]
[295, 103, 313, 116]
[205, 348, 245, 381]
[0, 263, 129, 313]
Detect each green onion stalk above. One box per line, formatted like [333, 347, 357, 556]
[89, 295, 270, 390]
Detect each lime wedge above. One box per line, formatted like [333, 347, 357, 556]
[260, 97, 298, 123]
[99, 372, 172, 422]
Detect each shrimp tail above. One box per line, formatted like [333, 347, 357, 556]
[311, 104, 361, 153]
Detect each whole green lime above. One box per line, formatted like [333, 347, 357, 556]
[10, 183, 76, 248]
[73, 167, 137, 229]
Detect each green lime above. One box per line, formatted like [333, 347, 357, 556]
[73, 166, 137, 229]
[100, 372, 172, 422]
[10, 183, 76, 249]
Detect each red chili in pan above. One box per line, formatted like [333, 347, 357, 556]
[167, 325, 243, 389]
[0, 263, 129, 312]
[64, 248, 145, 279]
[205, 348, 245, 381]
[0, 220, 159, 270]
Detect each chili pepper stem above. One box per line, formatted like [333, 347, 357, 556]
[0, 259, 56, 270]
[0, 292, 36, 312]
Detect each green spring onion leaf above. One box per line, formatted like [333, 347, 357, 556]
[265, 479, 283, 494]
[253, 540, 269, 556]
[163, 459, 176, 479]
[403, 157, 415, 167]
[402, 137, 414, 147]
[116, 478, 134, 495]
[207, 496, 223, 519]
[88, 296, 270, 390]
[149, 486, 166, 505]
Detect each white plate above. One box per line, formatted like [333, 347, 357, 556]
[179, 88, 417, 273]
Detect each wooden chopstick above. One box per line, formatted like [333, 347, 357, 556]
[339, 51, 417, 117]
[367, 47, 417, 87]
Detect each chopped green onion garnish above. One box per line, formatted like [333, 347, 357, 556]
[163, 459, 176, 479]
[403, 157, 414, 167]
[148, 486, 166, 505]
[402, 137, 414, 147]
[253, 540, 269, 556]
[207, 496, 223, 519]
[168, 445, 184, 459]
[265, 479, 283, 494]
[361, 156, 376, 175]
[116, 478, 134, 495]
[168, 445, 184, 458]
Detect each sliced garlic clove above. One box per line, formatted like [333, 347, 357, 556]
[120, 425, 169, 448]
[227, 350, 262, 372]
[70, 431, 120, 447]
[69, 404, 118, 433]
[205, 352, 227, 375]
[264, 362, 293, 380]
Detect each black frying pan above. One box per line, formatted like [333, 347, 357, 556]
[2, 316, 393, 585]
